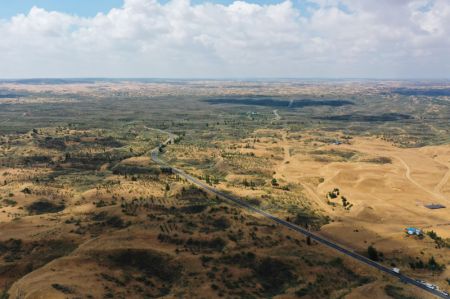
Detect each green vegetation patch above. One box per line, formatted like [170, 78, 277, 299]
[254, 257, 297, 296]
[291, 210, 330, 231]
[296, 257, 372, 298]
[311, 149, 358, 161]
[362, 156, 392, 164]
[111, 164, 161, 176]
[2, 199, 17, 207]
[0, 238, 78, 286]
[176, 185, 209, 202]
[426, 230, 450, 249]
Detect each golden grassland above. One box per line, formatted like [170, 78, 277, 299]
[0, 126, 429, 299]
[170, 126, 450, 293]
[1, 80, 450, 298]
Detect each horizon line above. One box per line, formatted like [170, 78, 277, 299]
[1, 77, 450, 81]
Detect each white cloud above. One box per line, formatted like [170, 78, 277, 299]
[0, 0, 449, 78]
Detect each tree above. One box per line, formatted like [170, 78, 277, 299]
[271, 178, 278, 186]
[427, 230, 438, 239]
[367, 245, 379, 261]
[427, 256, 444, 272]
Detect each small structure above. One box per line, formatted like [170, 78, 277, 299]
[405, 227, 422, 236]
[392, 267, 400, 274]
[425, 203, 446, 209]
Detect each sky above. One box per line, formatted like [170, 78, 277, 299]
[0, 0, 449, 79]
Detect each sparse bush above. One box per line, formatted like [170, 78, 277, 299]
[180, 205, 207, 214]
[186, 237, 227, 251]
[112, 164, 160, 176]
[212, 217, 231, 230]
[52, 283, 74, 294]
[384, 285, 416, 299]
[178, 186, 208, 202]
[364, 156, 392, 164]
[105, 215, 126, 228]
[254, 258, 296, 295]
[292, 211, 329, 230]
[427, 256, 446, 272]
[2, 199, 17, 207]
[21, 188, 32, 194]
[426, 230, 450, 248]
[246, 198, 261, 206]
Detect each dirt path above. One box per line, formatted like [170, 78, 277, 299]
[147, 127, 450, 299]
[275, 130, 329, 212]
[395, 155, 446, 201]
[275, 130, 290, 177]
[282, 131, 290, 160]
[279, 131, 292, 179]
[272, 109, 281, 122]
[434, 162, 450, 194]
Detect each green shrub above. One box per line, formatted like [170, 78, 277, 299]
[367, 245, 380, 261]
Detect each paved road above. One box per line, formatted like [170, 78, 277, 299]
[150, 129, 449, 299]
[144, 126, 178, 141]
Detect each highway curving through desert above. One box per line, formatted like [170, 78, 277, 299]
[149, 127, 449, 299]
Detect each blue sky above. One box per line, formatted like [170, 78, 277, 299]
[0, 0, 313, 18]
[0, 0, 124, 18]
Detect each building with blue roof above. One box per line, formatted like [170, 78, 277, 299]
[405, 227, 422, 236]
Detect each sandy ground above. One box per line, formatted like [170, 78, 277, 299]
[269, 132, 450, 289]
